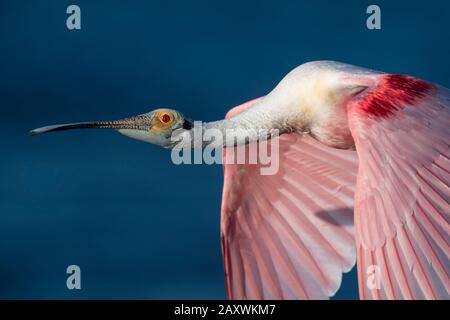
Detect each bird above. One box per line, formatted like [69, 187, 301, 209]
[30, 61, 449, 300]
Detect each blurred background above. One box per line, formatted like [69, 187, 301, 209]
[0, 0, 449, 299]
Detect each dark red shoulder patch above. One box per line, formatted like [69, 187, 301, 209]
[357, 74, 433, 119]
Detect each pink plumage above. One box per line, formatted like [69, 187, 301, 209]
[355, 74, 434, 119]
[348, 80, 449, 299]
[220, 63, 449, 300]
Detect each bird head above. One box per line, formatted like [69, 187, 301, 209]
[30, 108, 193, 148]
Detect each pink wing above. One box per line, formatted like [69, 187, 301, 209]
[220, 99, 358, 299]
[347, 75, 450, 299]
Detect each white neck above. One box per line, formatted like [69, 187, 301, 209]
[196, 96, 309, 148]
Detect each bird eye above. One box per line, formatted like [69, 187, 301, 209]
[160, 113, 172, 124]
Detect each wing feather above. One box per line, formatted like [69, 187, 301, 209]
[348, 79, 450, 300]
[221, 99, 358, 299]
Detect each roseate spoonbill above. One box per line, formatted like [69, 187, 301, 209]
[31, 61, 449, 300]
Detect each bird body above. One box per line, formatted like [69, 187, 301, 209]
[199, 61, 382, 150]
[31, 61, 450, 300]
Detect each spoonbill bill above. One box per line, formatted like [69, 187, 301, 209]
[31, 61, 449, 300]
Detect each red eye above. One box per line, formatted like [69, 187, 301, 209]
[161, 114, 171, 123]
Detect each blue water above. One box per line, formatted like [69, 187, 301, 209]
[0, 0, 449, 299]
